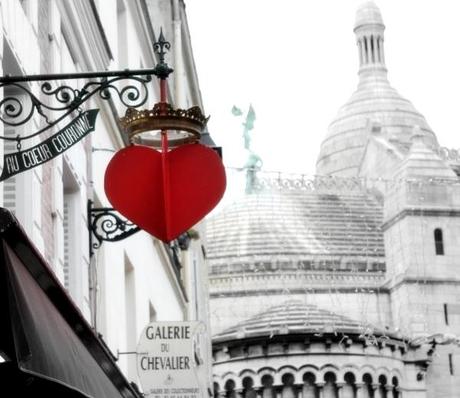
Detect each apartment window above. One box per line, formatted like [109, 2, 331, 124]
[444, 304, 449, 326]
[434, 228, 444, 255]
[449, 354, 454, 375]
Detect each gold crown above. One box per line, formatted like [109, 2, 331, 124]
[119, 103, 209, 148]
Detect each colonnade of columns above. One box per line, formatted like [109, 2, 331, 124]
[357, 35, 385, 66]
[216, 373, 400, 398]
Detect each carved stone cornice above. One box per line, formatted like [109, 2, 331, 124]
[210, 270, 387, 297]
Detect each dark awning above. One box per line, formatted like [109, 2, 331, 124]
[0, 208, 141, 398]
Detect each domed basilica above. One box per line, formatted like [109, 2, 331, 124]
[206, 2, 460, 398]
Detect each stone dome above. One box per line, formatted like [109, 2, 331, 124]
[355, 1, 384, 28]
[206, 175, 385, 275]
[213, 300, 387, 343]
[316, 2, 439, 177]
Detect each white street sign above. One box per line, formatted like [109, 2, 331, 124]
[137, 321, 202, 398]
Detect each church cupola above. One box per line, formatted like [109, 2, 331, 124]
[354, 1, 387, 81]
[316, 1, 438, 177]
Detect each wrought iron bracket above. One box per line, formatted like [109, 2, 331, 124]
[0, 31, 173, 144]
[0, 68, 156, 144]
[87, 199, 141, 258]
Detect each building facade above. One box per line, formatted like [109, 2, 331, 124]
[206, 3, 460, 397]
[0, 0, 213, 394]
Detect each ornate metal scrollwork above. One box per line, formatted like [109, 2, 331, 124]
[87, 200, 141, 258]
[0, 29, 173, 145]
[0, 74, 152, 141]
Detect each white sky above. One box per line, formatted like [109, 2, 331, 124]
[186, 0, 460, 177]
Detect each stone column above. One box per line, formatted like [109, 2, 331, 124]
[385, 385, 393, 398]
[296, 385, 303, 398]
[372, 384, 380, 398]
[364, 36, 369, 63]
[235, 389, 244, 398]
[358, 40, 363, 65]
[336, 382, 345, 398]
[316, 383, 325, 398]
[355, 383, 365, 398]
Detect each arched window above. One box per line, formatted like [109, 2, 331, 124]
[261, 375, 275, 398]
[213, 382, 220, 398]
[343, 373, 356, 398]
[392, 377, 399, 398]
[281, 373, 295, 398]
[434, 228, 444, 255]
[225, 379, 236, 398]
[378, 375, 387, 398]
[324, 372, 338, 398]
[302, 373, 317, 398]
[242, 377, 257, 398]
[363, 374, 373, 398]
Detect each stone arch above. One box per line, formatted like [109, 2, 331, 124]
[242, 375, 257, 398]
[213, 375, 224, 391]
[299, 364, 320, 381]
[299, 364, 319, 377]
[301, 372, 317, 398]
[277, 365, 298, 385]
[260, 373, 275, 398]
[222, 373, 241, 390]
[358, 365, 377, 382]
[323, 371, 338, 398]
[258, 367, 276, 380]
[390, 369, 403, 384]
[240, 369, 260, 386]
[280, 372, 296, 398]
[337, 364, 360, 383]
[362, 373, 375, 398]
[342, 372, 357, 398]
[376, 367, 391, 383]
[318, 364, 340, 382]
[224, 378, 237, 398]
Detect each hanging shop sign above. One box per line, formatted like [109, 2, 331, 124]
[137, 321, 202, 398]
[0, 109, 99, 182]
[104, 143, 226, 242]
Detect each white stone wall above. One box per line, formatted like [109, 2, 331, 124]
[212, 340, 426, 397]
[0, 0, 213, 392]
[383, 172, 460, 396]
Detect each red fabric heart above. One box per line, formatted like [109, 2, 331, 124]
[104, 144, 226, 242]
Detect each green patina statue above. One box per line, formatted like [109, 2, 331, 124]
[232, 104, 262, 193]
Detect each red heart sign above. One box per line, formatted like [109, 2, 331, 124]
[104, 144, 226, 242]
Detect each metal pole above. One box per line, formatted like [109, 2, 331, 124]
[0, 68, 158, 83]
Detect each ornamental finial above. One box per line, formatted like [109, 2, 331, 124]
[153, 28, 174, 79]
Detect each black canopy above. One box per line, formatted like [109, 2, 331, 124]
[0, 208, 141, 398]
